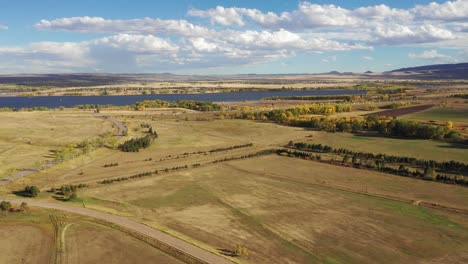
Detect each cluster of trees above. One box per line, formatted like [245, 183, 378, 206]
[119, 135, 154, 152]
[50, 184, 88, 201]
[382, 102, 412, 109]
[54, 133, 116, 161]
[289, 141, 468, 175]
[228, 103, 352, 123]
[289, 115, 458, 140]
[0, 201, 27, 213]
[135, 100, 222, 111]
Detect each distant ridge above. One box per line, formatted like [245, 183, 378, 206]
[391, 63, 468, 72]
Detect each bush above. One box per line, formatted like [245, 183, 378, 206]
[24, 186, 40, 197]
[0, 201, 12, 211]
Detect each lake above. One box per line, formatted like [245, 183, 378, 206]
[0, 89, 364, 108]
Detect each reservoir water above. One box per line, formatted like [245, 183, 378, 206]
[0, 89, 364, 108]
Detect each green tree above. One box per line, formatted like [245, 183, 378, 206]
[24, 186, 40, 197]
[424, 167, 436, 181]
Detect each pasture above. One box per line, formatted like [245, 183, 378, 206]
[75, 155, 468, 264]
[0, 206, 182, 264]
[402, 106, 468, 124]
[0, 110, 114, 177]
[1, 108, 468, 264]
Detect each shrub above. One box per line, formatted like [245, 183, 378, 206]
[24, 186, 40, 197]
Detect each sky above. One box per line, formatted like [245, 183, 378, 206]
[0, 0, 467, 74]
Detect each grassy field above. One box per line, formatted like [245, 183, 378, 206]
[306, 132, 468, 162]
[73, 155, 468, 264]
[0, 206, 182, 264]
[402, 106, 468, 123]
[64, 221, 183, 264]
[0, 219, 54, 263]
[0, 110, 114, 177]
[2, 109, 468, 264]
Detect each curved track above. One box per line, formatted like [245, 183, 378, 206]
[3, 198, 233, 264]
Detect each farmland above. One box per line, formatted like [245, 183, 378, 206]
[0, 206, 182, 264]
[0, 77, 467, 264]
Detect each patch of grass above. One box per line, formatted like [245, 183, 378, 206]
[357, 195, 464, 230]
[308, 132, 468, 162]
[403, 107, 468, 123]
[131, 184, 218, 208]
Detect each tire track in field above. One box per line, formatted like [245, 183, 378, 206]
[4, 198, 234, 264]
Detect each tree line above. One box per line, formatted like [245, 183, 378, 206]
[135, 100, 222, 111]
[289, 141, 468, 175]
[226, 106, 460, 141]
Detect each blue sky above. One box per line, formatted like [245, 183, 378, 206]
[0, 0, 466, 74]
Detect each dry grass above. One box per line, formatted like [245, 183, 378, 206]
[0, 110, 114, 177]
[64, 221, 183, 264]
[74, 155, 468, 264]
[0, 223, 54, 263]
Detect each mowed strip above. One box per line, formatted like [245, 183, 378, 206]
[2, 198, 234, 264]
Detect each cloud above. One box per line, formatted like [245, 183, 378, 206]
[35, 17, 212, 37]
[408, 49, 456, 62]
[362, 56, 374, 61]
[188, 1, 464, 46]
[0, 31, 369, 73]
[412, 0, 468, 21]
[0, 24, 8, 30]
[371, 24, 455, 45]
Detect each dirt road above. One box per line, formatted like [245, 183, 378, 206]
[94, 114, 128, 136]
[3, 198, 233, 264]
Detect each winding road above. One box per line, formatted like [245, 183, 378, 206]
[93, 113, 128, 136]
[3, 198, 233, 264]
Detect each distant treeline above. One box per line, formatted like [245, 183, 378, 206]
[263, 95, 354, 101]
[227, 103, 352, 121]
[451, 94, 468, 99]
[226, 105, 460, 141]
[135, 100, 222, 111]
[290, 117, 458, 140]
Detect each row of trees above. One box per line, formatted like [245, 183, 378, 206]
[277, 149, 468, 186]
[227, 103, 352, 122]
[135, 100, 222, 111]
[288, 141, 468, 175]
[229, 107, 459, 141]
